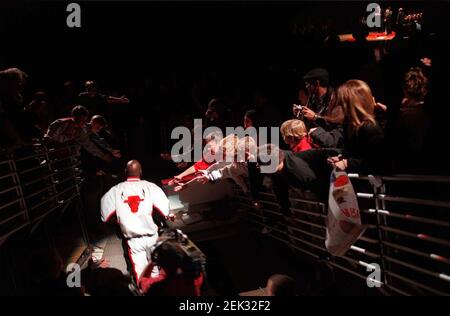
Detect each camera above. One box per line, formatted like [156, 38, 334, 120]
[293, 103, 303, 111]
[293, 104, 304, 119]
[151, 228, 207, 279]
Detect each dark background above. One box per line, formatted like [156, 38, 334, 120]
[1, 1, 447, 85]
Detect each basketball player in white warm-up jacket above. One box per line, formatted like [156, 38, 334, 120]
[101, 160, 172, 281]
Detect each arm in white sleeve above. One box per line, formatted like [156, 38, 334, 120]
[45, 119, 70, 142]
[208, 163, 249, 192]
[206, 162, 233, 182]
[100, 186, 117, 222]
[150, 183, 170, 217]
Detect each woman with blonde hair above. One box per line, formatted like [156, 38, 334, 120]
[327, 79, 384, 173]
[337, 79, 376, 133]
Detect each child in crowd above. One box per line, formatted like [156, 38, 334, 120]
[280, 119, 316, 152]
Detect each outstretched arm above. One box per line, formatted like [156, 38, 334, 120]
[106, 95, 130, 105]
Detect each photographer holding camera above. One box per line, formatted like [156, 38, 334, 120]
[292, 68, 344, 131]
[138, 236, 204, 296]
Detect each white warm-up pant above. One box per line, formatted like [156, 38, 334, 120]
[125, 235, 158, 281]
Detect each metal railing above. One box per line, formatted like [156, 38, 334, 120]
[236, 173, 450, 296]
[0, 142, 86, 246]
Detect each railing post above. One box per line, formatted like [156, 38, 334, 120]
[368, 175, 388, 291]
[378, 182, 393, 288]
[71, 145, 90, 250]
[44, 143, 60, 203]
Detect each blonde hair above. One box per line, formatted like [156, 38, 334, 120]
[337, 80, 376, 132]
[236, 136, 257, 162]
[218, 134, 239, 160]
[204, 130, 223, 144]
[280, 119, 307, 142]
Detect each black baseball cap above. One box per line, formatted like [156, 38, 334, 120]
[303, 68, 329, 86]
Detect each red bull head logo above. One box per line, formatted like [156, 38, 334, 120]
[121, 190, 145, 213]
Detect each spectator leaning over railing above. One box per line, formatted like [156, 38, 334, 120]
[196, 136, 257, 194]
[167, 131, 222, 186]
[85, 115, 122, 159]
[175, 135, 258, 197]
[327, 79, 385, 174]
[257, 143, 321, 231]
[44, 105, 113, 162]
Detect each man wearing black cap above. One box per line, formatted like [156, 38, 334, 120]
[296, 68, 343, 132]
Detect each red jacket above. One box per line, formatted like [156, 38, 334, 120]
[290, 136, 315, 153]
[193, 159, 213, 172]
[139, 266, 203, 296]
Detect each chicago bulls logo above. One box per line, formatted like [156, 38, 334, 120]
[121, 190, 145, 213]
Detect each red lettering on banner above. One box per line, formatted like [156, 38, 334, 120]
[341, 208, 360, 218]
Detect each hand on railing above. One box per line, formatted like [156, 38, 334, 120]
[327, 155, 348, 171]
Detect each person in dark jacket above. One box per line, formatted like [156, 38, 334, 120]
[308, 126, 344, 149]
[390, 67, 430, 174]
[257, 144, 324, 226]
[326, 79, 385, 174]
[295, 68, 344, 131]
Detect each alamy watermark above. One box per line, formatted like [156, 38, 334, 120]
[366, 3, 382, 28]
[66, 3, 81, 28]
[66, 263, 81, 288]
[170, 119, 280, 173]
[366, 263, 382, 288]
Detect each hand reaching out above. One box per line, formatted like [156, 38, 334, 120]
[112, 149, 122, 158]
[174, 184, 185, 192]
[196, 174, 209, 185]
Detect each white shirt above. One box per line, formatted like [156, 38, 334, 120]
[207, 162, 249, 193]
[101, 177, 170, 239]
